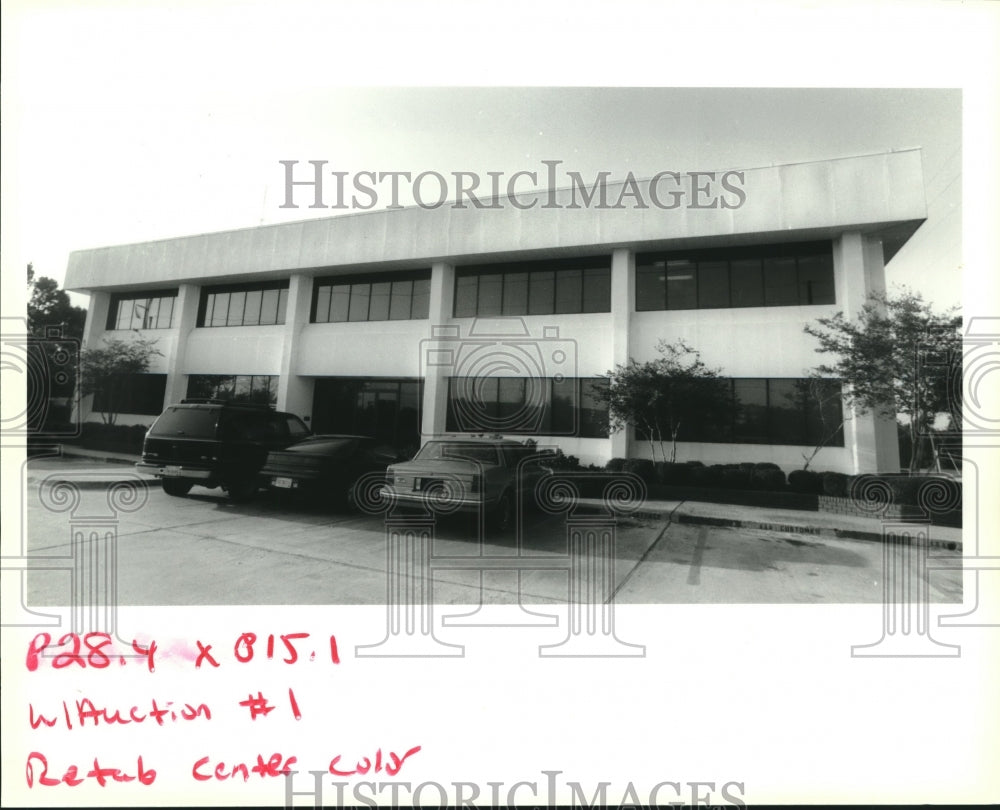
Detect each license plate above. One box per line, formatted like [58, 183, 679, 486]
[164, 465, 182, 476]
[272, 477, 294, 489]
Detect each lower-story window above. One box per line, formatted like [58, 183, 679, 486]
[312, 378, 423, 454]
[187, 374, 278, 405]
[92, 373, 167, 415]
[446, 377, 609, 438]
[634, 377, 844, 447]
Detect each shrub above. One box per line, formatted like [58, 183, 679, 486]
[656, 462, 692, 485]
[545, 451, 581, 470]
[910, 476, 961, 511]
[751, 467, 787, 491]
[720, 465, 752, 489]
[45, 403, 73, 426]
[889, 476, 924, 506]
[822, 472, 850, 498]
[788, 469, 823, 494]
[606, 457, 627, 472]
[623, 458, 657, 483]
[78, 422, 149, 454]
[846, 473, 961, 512]
[753, 462, 782, 472]
[692, 464, 724, 487]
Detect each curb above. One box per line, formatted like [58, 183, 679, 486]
[57, 446, 141, 466]
[28, 475, 155, 491]
[672, 512, 962, 552]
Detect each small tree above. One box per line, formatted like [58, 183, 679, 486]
[27, 263, 87, 339]
[803, 289, 961, 473]
[598, 340, 732, 463]
[26, 264, 88, 426]
[79, 335, 162, 425]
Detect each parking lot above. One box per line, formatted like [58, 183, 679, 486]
[23, 457, 962, 606]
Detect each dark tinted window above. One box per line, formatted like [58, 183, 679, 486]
[456, 257, 610, 317]
[348, 283, 371, 321]
[107, 290, 179, 331]
[454, 275, 479, 318]
[637, 241, 834, 311]
[446, 377, 608, 438]
[149, 406, 220, 438]
[767, 378, 807, 444]
[555, 269, 583, 314]
[733, 379, 769, 444]
[697, 260, 730, 309]
[528, 271, 555, 315]
[92, 373, 167, 416]
[763, 256, 798, 306]
[311, 378, 423, 452]
[198, 281, 289, 327]
[502, 273, 529, 315]
[665, 261, 697, 310]
[730, 259, 764, 308]
[635, 377, 844, 446]
[187, 374, 277, 405]
[477, 274, 503, 316]
[313, 270, 433, 323]
[797, 253, 836, 304]
[635, 262, 665, 311]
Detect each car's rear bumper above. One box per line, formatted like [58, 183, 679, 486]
[262, 472, 322, 491]
[135, 462, 214, 480]
[380, 487, 498, 511]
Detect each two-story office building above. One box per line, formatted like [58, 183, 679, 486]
[64, 150, 928, 473]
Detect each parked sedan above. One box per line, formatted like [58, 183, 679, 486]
[381, 436, 551, 530]
[259, 435, 400, 507]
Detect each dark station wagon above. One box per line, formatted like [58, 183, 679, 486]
[259, 434, 402, 507]
[136, 399, 311, 499]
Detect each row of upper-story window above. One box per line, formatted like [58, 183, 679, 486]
[104, 240, 836, 330]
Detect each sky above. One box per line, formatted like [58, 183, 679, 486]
[6, 86, 963, 308]
[1, 3, 980, 317]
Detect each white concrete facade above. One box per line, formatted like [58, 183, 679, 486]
[66, 151, 926, 473]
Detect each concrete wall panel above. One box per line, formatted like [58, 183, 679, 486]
[183, 326, 285, 374]
[66, 151, 926, 292]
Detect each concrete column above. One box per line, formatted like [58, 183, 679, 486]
[609, 248, 634, 460]
[161, 283, 201, 406]
[834, 232, 900, 473]
[421, 262, 455, 441]
[863, 235, 900, 472]
[276, 274, 314, 421]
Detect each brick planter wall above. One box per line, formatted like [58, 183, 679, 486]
[817, 495, 922, 519]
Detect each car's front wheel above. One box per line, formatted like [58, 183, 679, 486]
[161, 478, 193, 497]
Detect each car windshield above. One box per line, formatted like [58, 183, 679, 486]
[415, 442, 499, 465]
[148, 407, 219, 438]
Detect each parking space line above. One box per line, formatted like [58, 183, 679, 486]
[686, 526, 708, 586]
